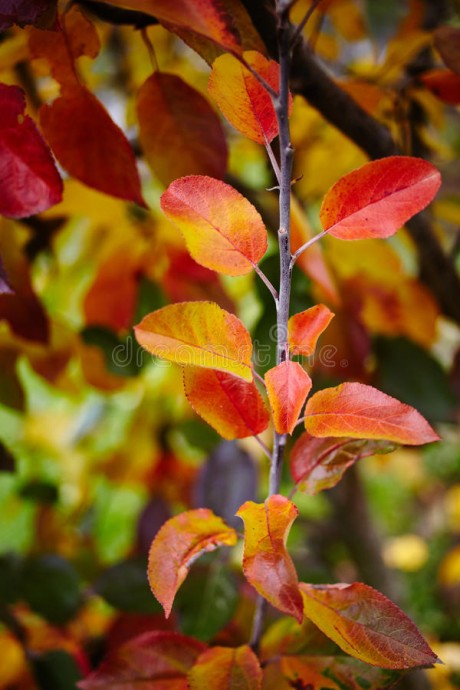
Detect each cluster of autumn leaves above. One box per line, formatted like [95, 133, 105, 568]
[0, 0, 457, 688]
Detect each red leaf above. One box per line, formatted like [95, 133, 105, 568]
[236, 495, 303, 623]
[134, 301, 254, 382]
[137, 73, 227, 186]
[0, 0, 54, 29]
[100, 0, 244, 53]
[160, 176, 267, 276]
[320, 157, 441, 240]
[300, 582, 439, 669]
[0, 84, 62, 218]
[77, 631, 206, 689]
[290, 433, 397, 495]
[40, 86, 145, 206]
[421, 69, 460, 105]
[304, 382, 440, 445]
[184, 367, 269, 440]
[288, 305, 335, 357]
[265, 361, 312, 434]
[188, 646, 262, 690]
[148, 509, 237, 617]
[208, 51, 291, 144]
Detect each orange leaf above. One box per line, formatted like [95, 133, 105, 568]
[265, 361, 312, 434]
[421, 68, 460, 105]
[300, 582, 439, 669]
[236, 495, 303, 623]
[160, 176, 267, 276]
[434, 26, 460, 75]
[290, 433, 397, 495]
[304, 382, 440, 445]
[209, 51, 291, 144]
[288, 305, 334, 357]
[148, 509, 237, 618]
[77, 630, 206, 689]
[320, 156, 441, 240]
[95, 0, 246, 54]
[134, 301, 253, 381]
[40, 86, 145, 206]
[137, 73, 227, 186]
[188, 646, 262, 690]
[183, 367, 269, 439]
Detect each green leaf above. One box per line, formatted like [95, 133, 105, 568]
[95, 558, 162, 614]
[375, 336, 456, 422]
[21, 554, 82, 624]
[32, 650, 82, 690]
[176, 559, 238, 642]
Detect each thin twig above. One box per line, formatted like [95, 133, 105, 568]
[254, 435, 272, 460]
[290, 229, 328, 268]
[291, 0, 325, 47]
[254, 264, 279, 302]
[141, 27, 159, 71]
[253, 369, 267, 387]
[264, 139, 282, 185]
[235, 54, 279, 99]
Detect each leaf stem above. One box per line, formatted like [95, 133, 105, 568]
[264, 140, 282, 185]
[254, 435, 272, 460]
[290, 0, 325, 47]
[254, 264, 279, 303]
[290, 229, 328, 267]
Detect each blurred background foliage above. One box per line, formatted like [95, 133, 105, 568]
[0, 0, 459, 687]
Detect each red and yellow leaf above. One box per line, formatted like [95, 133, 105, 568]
[434, 26, 460, 75]
[77, 630, 206, 689]
[94, 0, 246, 54]
[183, 367, 269, 440]
[300, 582, 439, 669]
[40, 86, 145, 206]
[320, 156, 441, 240]
[0, 83, 62, 218]
[304, 382, 440, 445]
[288, 305, 335, 357]
[148, 509, 237, 618]
[265, 361, 312, 434]
[188, 646, 262, 690]
[421, 69, 460, 105]
[160, 176, 267, 276]
[236, 495, 303, 623]
[137, 73, 227, 186]
[134, 301, 253, 381]
[208, 51, 291, 144]
[290, 433, 397, 495]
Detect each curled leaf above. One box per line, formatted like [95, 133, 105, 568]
[236, 495, 303, 623]
[148, 508, 237, 617]
[208, 51, 290, 144]
[290, 433, 397, 495]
